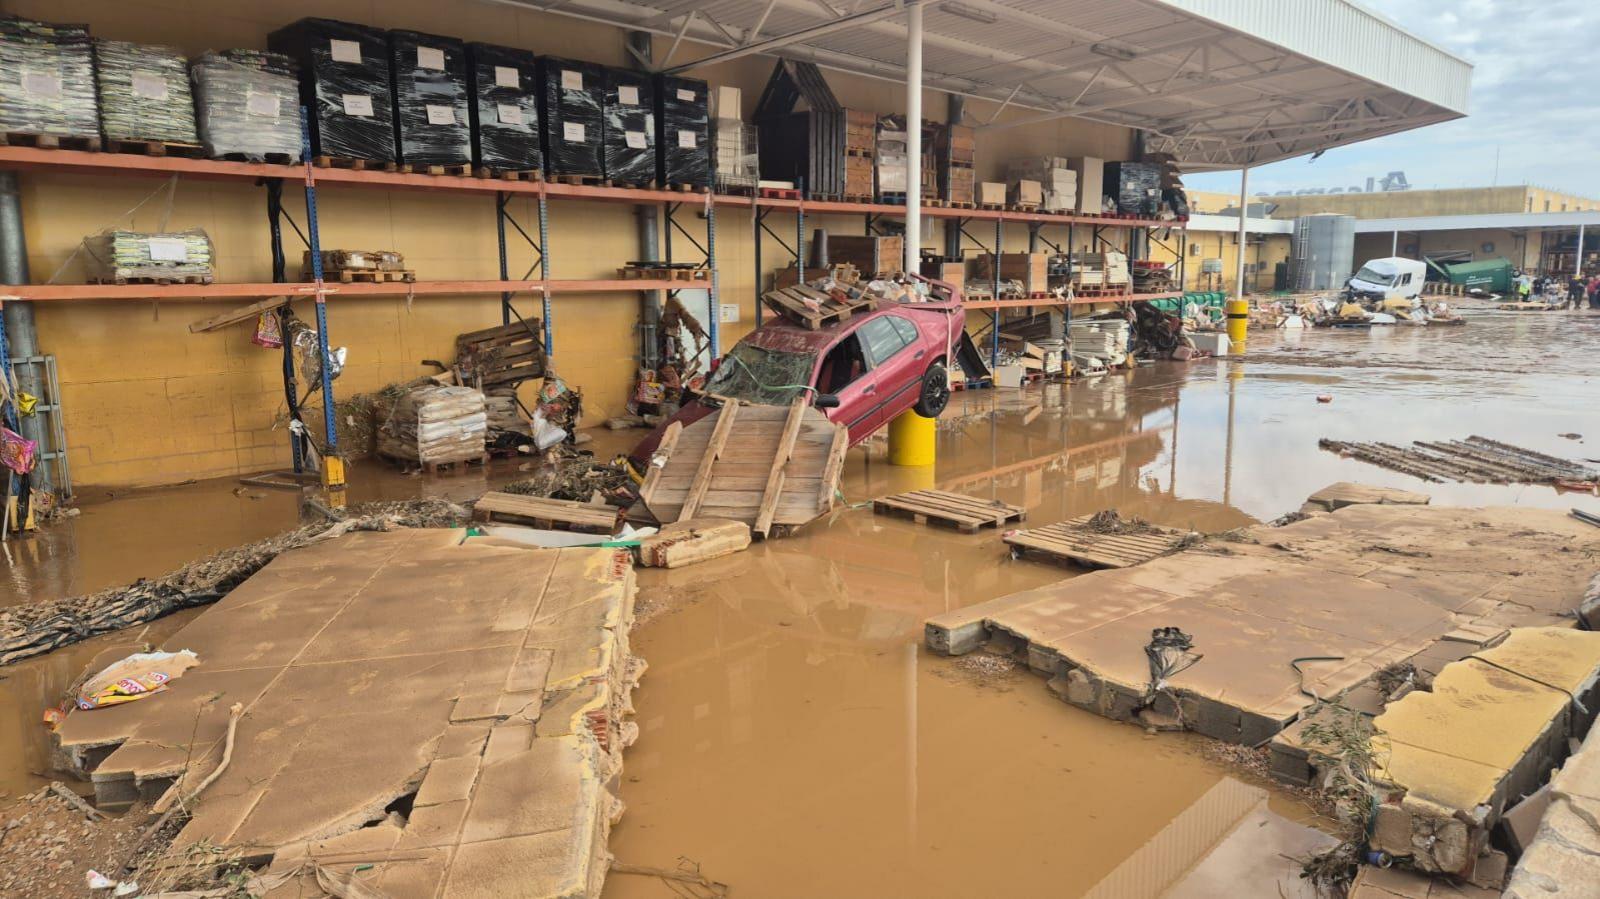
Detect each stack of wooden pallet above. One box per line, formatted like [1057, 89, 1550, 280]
[302, 249, 414, 283]
[938, 124, 975, 206]
[843, 108, 876, 202]
[762, 284, 878, 330]
[455, 321, 545, 389]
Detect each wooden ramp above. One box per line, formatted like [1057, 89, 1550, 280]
[872, 490, 1025, 534]
[1004, 514, 1184, 569]
[636, 398, 847, 538]
[475, 492, 622, 534]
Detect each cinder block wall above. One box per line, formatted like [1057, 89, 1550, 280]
[7, 0, 1134, 488]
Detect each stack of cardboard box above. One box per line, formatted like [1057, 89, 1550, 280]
[1007, 157, 1077, 213]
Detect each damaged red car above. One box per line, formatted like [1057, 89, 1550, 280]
[629, 277, 965, 467]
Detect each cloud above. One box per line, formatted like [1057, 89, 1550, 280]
[1187, 0, 1600, 199]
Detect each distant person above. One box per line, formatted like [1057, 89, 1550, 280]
[1589, 274, 1600, 309]
[1570, 275, 1586, 309]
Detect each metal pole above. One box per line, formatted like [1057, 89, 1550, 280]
[629, 30, 663, 370]
[496, 192, 511, 326]
[1391, 229, 1398, 257]
[298, 112, 338, 459]
[1577, 224, 1586, 278]
[538, 189, 552, 359]
[265, 180, 304, 474]
[991, 216, 1002, 368]
[943, 96, 964, 261]
[1234, 166, 1249, 298]
[904, 2, 923, 273]
[0, 171, 48, 495]
[706, 194, 719, 359]
[754, 206, 763, 324]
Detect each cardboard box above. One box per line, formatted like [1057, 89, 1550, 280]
[1009, 179, 1042, 207]
[1067, 156, 1104, 214]
[979, 182, 1006, 206]
[994, 364, 1025, 389]
[712, 85, 741, 119]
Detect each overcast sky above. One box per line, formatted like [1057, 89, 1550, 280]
[1185, 0, 1599, 200]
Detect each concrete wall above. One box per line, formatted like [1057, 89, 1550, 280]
[1263, 186, 1600, 220]
[6, 0, 1137, 488]
[1144, 231, 1292, 294]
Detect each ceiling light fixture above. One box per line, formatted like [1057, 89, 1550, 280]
[939, 1, 999, 25]
[1089, 42, 1138, 61]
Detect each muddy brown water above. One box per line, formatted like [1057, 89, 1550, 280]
[2, 310, 1595, 896]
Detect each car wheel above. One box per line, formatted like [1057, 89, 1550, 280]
[913, 362, 950, 417]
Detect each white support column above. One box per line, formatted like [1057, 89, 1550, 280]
[1577, 224, 1586, 276]
[904, 2, 923, 274]
[1234, 165, 1248, 298]
[1391, 230, 1399, 257]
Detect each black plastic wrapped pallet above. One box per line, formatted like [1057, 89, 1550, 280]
[1103, 161, 1163, 217]
[538, 57, 604, 179]
[0, 17, 99, 141]
[602, 67, 655, 187]
[267, 18, 395, 162]
[655, 74, 709, 189]
[465, 43, 540, 174]
[386, 30, 470, 167]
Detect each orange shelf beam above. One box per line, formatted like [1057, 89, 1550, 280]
[0, 278, 688, 302]
[964, 291, 1183, 309]
[0, 146, 1184, 229]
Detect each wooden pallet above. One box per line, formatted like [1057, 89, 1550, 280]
[318, 269, 416, 284]
[88, 274, 212, 285]
[758, 187, 801, 199]
[103, 138, 205, 158]
[416, 454, 487, 476]
[667, 182, 710, 193]
[474, 167, 542, 182]
[842, 194, 875, 204]
[474, 492, 622, 534]
[1011, 203, 1039, 213]
[879, 192, 907, 205]
[1003, 514, 1184, 569]
[554, 173, 606, 186]
[0, 132, 100, 151]
[314, 155, 399, 172]
[872, 490, 1024, 534]
[218, 151, 298, 165]
[400, 161, 472, 176]
[608, 179, 658, 190]
[617, 266, 711, 282]
[844, 146, 874, 158]
[635, 398, 846, 538]
[456, 320, 545, 388]
[979, 203, 1006, 211]
[761, 284, 877, 330]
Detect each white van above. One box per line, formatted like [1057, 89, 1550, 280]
[1346, 257, 1428, 302]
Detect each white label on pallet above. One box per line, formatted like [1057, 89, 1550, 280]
[329, 39, 361, 64]
[131, 72, 168, 101]
[720, 303, 740, 323]
[146, 237, 189, 263]
[677, 129, 697, 149]
[563, 122, 585, 142]
[561, 70, 583, 91]
[497, 103, 523, 126]
[617, 85, 639, 106]
[676, 88, 695, 102]
[624, 130, 646, 149]
[494, 66, 519, 89]
[246, 91, 280, 117]
[417, 46, 445, 70]
[21, 71, 61, 99]
[426, 104, 455, 125]
[342, 94, 373, 117]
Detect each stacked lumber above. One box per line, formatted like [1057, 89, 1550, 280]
[378, 385, 486, 465]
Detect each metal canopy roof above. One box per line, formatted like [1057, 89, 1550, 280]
[490, 0, 1471, 171]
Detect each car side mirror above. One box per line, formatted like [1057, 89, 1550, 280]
[813, 393, 841, 409]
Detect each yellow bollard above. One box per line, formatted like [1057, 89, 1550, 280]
[1226, 298, 1249, 355]
[887, 409, 936, 467]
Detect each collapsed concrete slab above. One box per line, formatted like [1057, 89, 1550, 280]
[926, 505, 1600, 746]
[1505, 718, 1600, 898]
[1370, 627, 1600, 878]
[51, 528, 639, 898]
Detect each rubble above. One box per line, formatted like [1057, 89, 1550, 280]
[1505, 720, 1600, 897]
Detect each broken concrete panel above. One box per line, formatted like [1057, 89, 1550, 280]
[1372, 627, 1600, 874]
[1305, 482, 1431, 512]
[51, 530, 640, 899]
[1506, 717, 1600, 898]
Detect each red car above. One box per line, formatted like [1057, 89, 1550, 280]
[630, 276, 965, 466]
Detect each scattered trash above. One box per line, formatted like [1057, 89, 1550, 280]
[75, 650, 199, 710]
[1560, 432, 1583, 440]
[86, 870, 116, 890]
[1316, 394, 1333, 404]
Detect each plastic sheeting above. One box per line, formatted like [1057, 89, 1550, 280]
[0, 17, 98, 139]
[657, 74, 710, 189]
[191, 50, 303, 161]
[386, 30, 470, 167]
[1104, 161, 1162, 217]
[603, 67, 654, 186]
[93, 39, 198, 144]
[466, 42, 540, 173]
[83, 229, 214, 284]
[539, 57, 603, 178]
[268, 18, 395, 162]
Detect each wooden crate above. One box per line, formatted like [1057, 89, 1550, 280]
[844, 108, 877, 154]
[844, 154, 874, 200]
[455, 320, 546, 388]
[971, 253, 1050, 295]
[828, 234, 903, 277]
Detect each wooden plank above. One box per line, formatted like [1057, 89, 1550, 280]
[754, 399, 808, 538]
[678, 401, 740, 521]
[188, 294, 289, 333]
[817, 424, 849, 514]
[637, 420, 683, 508]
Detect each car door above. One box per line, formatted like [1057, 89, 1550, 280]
[855, 314, 921, 432]
[812, 330, 879, 443]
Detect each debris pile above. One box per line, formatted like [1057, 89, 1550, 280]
[0, 499, 467, 665]
[502, 446, 634, 504]
[1321, 435, 1597, 486]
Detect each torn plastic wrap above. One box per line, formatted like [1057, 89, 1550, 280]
[386, 30, 470, 168]
[93, 39, 198, 145]
[83, 229, 214, 284]
[0, 17, 98, 140]
[191, 50, 303, 161]
[1103, 161, 1163, 217]
[603, 67, 655, 186]
[656, 75, 710, 189]
[466, 43, 540, 173]
[539, 57, 603, 179]
[267, 18, 395, 162]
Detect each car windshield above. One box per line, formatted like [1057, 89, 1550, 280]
[704, 343, 816, 404]
[1353, 266, 1396, 286]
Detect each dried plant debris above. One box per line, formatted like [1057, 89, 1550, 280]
[501, 446, 634, 504]
[1320, 435, 1597, 486]
[0, 499, 468, 666]
[1083, 509, 1159, 536]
